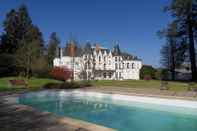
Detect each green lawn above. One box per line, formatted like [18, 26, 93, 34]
[0, 77, 61, 91]
[0, 77, 196, 92]
[91, 80, 195, 92]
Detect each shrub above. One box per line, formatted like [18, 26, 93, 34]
[50, 66, 72, 81]
[43, 81, 91, 90]
[43, 82, 80, 89]
[43, 83, 61, 89]
[140, 65, 156, 79]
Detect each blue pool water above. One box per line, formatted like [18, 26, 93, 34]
[18, 91, 197, 131]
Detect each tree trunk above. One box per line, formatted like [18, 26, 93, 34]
[188, 16, 197, 81]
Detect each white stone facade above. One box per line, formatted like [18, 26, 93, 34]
[53, 45, 142, 80]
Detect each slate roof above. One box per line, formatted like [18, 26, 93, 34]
[59, 42, 141, 60]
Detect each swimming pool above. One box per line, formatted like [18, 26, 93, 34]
[18, 90, 197, 131]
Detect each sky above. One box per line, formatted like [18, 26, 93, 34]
[0, 0, 172, 67]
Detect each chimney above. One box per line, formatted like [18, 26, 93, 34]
[95, 44, 100, 52]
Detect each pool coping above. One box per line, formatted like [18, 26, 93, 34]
[0, 92, 116, 131]
[85, 86, 197, 101]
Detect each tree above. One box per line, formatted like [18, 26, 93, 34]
[165, 0, 197, 81]
[15, 40, 42, 78]
[50, 67, 72, 81]
[160, 42, 177, 80]
[0, 5, 33, 54]
[47, 32, 60, 68]
[140, 65, 156, 80]
[31, 56, 49, 78]
[0, 4, 45, 77]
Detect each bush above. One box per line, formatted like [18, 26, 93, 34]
[140, 65, 156, 80]
[43, 80, 92, 89]
[43, 83, 61, 89]
[43, 82, 87, 89]
[50, 66, 72, 81]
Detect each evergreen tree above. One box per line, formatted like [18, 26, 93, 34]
[165, 0, 197, 81]
[0, 9, 19, 53]
[159, 22, 185, 80]
[0, 4, 44, 55]
[0, 4, 45, 77]
[47, 32, 60, 67]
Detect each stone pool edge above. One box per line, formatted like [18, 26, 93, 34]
[1, 93, 116, 131]
[74, 89, 197, 109]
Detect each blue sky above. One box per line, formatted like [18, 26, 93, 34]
[0, 0, 172, 67]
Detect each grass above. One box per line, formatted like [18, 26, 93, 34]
[0, 77, 196, 92]
[91, 80, 195, 92]
[0, 77, 62, 91]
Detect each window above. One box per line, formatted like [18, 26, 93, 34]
[104, 56, 106, 61]
[115, 63, 118, 69]
[104, 64, 106, 69]
[119, 72, 121, 78]
[109, 72, 112, 78]
[132, 63, 135, 69]
[119, 63, 121, 69]
[115, 73, 118, 79]
[88, 62, 91, 69]
[103, 73, 106, 78]
[127, 63, 129, 69]
[115, 57, 117, 61]
[99, 56, 101, 62]
[85, 63, 88, 69]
